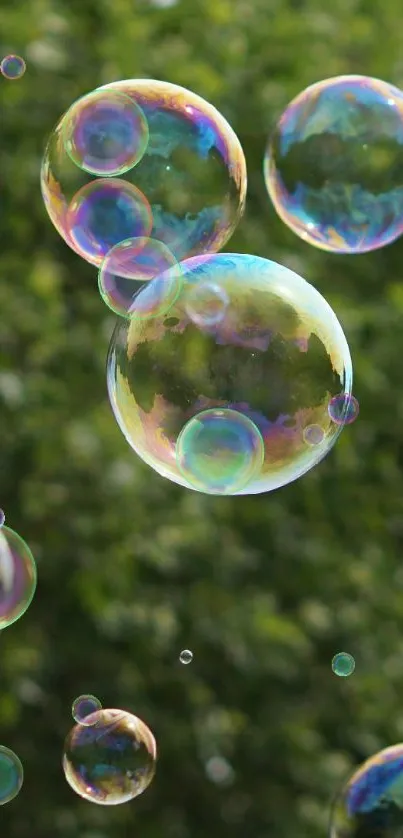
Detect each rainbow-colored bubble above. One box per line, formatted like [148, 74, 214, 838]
[264, 75, 403, 253]
[0, 526, 37, 629]
[72, 694, 102, 725]
[0, 55, 26, 80]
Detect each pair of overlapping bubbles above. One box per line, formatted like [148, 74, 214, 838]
[41, 78, 247, 319]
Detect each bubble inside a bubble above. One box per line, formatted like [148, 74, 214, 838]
[72, 694, 103, 725]
[185, 279, 229, 326]
[0, 746, 23, 805]
[0, 526, 37, 629]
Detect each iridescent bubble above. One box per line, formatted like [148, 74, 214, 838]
[328, 393, 359, 425]
[66, 179, 153, 264]
[72, 694, 102, 725]
[0, 747, 23, 805]
[179, 649, 193, 665]
[0, 526, 37, 629]
[63, 708, 157, 805]
[41, 79, 247, 266]
[331, 652, 355, 677]
[176, 408, 264, 494]
[185, 279, 229, 326]
[303, 423, 325, 446]
[0, 510, 4, 528]
[0, 55, 26, 80]
[330, 743, 403, 838]
[62, 89, 149, 177]
[99, 236, 182, 318]
[264, 75, 403, 253]
[106, 253, 352, 495]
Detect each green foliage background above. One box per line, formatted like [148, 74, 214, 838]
[2, 0, 403, 836]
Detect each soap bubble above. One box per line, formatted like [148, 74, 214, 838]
[0, 526, 37, 629]
[72, 694, 102, 725]
[41, 78, 246, 266]
[176, 407, 264, 494]
[329, 393, 359, 425]
[0, 55, 26, 80]
[63, 708, 157, 805]
[185, 279, 229, 326]
[330, 743, 403, 838]
[331, 652, 355, 677]
[62, 88, 149, 177]
[0, 510, 4, 528]
[66, 179, 153, 264]
[264, 75, 403, 253]
[99, 236, 182, 317]
[0, 746, 23, 805]
[179, 649, 193, 665]
[303, 424, 325, 446]
[107, 253, 353, 495]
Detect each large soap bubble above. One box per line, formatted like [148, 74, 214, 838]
[0, 526, 37, 628]
[107, 253, 353, 495]
[41, 79, 247, 267]
[63, 708, 157, 805]
[330, 743, 403, 838]
[264, 75, 403, 253]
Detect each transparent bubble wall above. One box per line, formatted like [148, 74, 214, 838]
[107, 253, 353, 495]
[40, 79, 247, 267]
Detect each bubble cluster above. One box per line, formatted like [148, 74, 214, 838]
[72, 695, 102, 725]
[0, 55, 26, 80]
[264, 75, 403, 253]
[329, 393, 359, 426]
[332, 652, 355, 677]
[0, 746, 23, 805]
[63, 708, 157, 805]
[107, 253, 352, 495]
[0, 526, 37, 629]
[179, 649, 193, 665]
[41, 79, 247, 268]
[330, 743, 403, 838]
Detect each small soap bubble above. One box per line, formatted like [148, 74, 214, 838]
[72, 694, 102, 725]
[0, 510, 4, 528]
[185, 280, 229, 326]
[330, 742, 403, 838]
[63, 89, 149, 177]
[0, 746, 23, 805]
[0, 55, 26, 80]
[332, 652, 355, 677]
[265, 75, 403, 253]
[99, 236, 182, 318]
[328, 393, 359, 425]
[0, 526, 37, 629]
[303, 424, 325, 446]
[63, 708, 157, 805]
[179, 649, 193, 665]
[66, 178, 153, 265]
[176, 407, 265, 495]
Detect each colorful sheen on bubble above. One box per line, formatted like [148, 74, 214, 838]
[41, 79, 247, 267]
[0, 747, 24, 805]
[72, 695, 103, 725]
[0, 526, 37, 629]
[264, 75, 403, 253]
[0, 55, 26, 80]
[332, 652, 355, 677]
[63, 708, 157, 805]
[106, 252, 352, 495]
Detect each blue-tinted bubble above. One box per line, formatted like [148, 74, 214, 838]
[0, 746, 23, 805]
[0, 510, 4, 528]
[328, 393, 359, 425]
[72, 694, 102, 725]
[66, 178, 153, 264]
[265, 75, 403, 253]
[176, 407, 265, 494]
[63, 89, 149, 177]
[0, 55, 26, 80]
[185, 279, 229, 326]
[332, 652, 355, 677]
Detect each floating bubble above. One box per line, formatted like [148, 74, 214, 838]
[0, 526, 37, 629]
[176, 407, 264, 494]
[99, 236, 182, 318]
[107, 253, 353, 495]
[303, 423, 326, 446]
[185, 279, 229, 326]
[0, 55, 26, 80]
[0, 747, 23, 805]
[179, 649, 193, 665]
[0, 510, 4, 528]
[332, 652, 355, 677]
[72, 694, 102, 725]
[66, 178, 153, 264]
[41, 78, 247, 266]
[62, 88, 149, 177]
[329, 393, 359, 425]
[330, 743, 403, 838]
[264, 75, 403, 253]
[63, 708, 157, 805]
